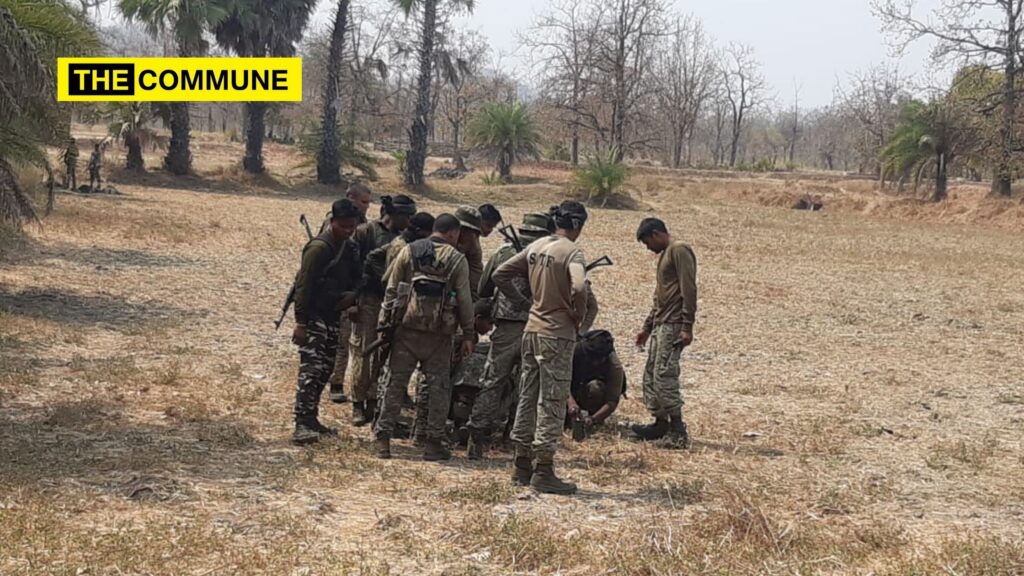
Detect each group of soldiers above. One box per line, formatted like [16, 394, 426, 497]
[288, 183, 698, 495]
[61, 138, 104, 192]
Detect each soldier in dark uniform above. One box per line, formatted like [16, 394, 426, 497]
[291, 199, 363, 444]
[566, 330, 625, 431]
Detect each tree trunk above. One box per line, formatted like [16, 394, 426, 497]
[244, 102, 267, 174]
[165, 39, 193, 175]
[126, 133, 144, 171]
[934, 152, 948, 202]
[317, 0, 350, 185]
[993, 2, 1017, 197]
[498, 147, 512, 182]
[405, 0, 437, 186]
[570, 132, 579, 166]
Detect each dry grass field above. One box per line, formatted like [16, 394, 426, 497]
[2, 132, 1023, 575]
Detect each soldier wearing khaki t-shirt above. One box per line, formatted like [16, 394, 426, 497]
[493, 201, 590, 496]
[633, 218, 698, 448]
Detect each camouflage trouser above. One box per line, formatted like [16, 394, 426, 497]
[642, 323, 684, 418]
[347, 294, 383, 403]
[294, 319, 339, 423]
[328, 312, 353, 393]
[411, 335, 461, 437]
[511, 332, 574, 454]
[467, 320, 525, 437]
[374, 327, 453, 440]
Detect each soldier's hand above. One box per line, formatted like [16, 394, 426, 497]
[567, 401, 580, 420]
[292, 324, 308, 346]
[635, 330, 650, 350]
[675, 330, 693, 349]
[461, 339, 474, 359]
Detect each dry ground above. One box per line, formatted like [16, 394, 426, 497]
[1, 133, 1023, 575]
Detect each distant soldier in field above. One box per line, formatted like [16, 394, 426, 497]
[291, 199, 363, 445]
[62, 137, 79, 191]
[326, 183, 374, 404]
[87, 142, 102, 191]
[465, 212, 554, 460]
[478, 203, 503, 238]
[374, 214, 475, 461]
[633, 217, 698, 448]
[493, 201, 590, 495]
[566, 330, 625, 432]
[347, 195, 416, 426]
[454, 206, 485, 302]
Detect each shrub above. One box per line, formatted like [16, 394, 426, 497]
[574, 150, 628, 207]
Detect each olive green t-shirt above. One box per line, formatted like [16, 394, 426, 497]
[644, 240, 698, 331]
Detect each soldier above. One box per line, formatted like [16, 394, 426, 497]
[327, 183, 374, 404]
[374, 214, 475, 461]
[291, 199, 363, 445]
[478, 204, 503, 237]
[87, 142, 102, 191]
[493, 200, 590, 495]
[633, 218, 697, 448]
[454, 206, 484, 301]
[566, 330, 625, 431]
[62, 137, 79, 191]
[448, 299, 496, 441]
[465, 212, 554, 460]
[347, 195, 416, 426]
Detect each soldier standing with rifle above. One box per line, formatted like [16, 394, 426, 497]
[465, 212, 554, 460]
[373, 214, 475, 461]
[348, 195, 416, 427]
[291, 199, 363, 445]
[632, 217, 698, 448]
[492, 201, 590, 495]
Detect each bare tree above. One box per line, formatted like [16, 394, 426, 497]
[834, 63, 907, 179]
[652, 15, 717, 168]
[875, 0, 1024, 196]
[780, 80, 802, 165]
[723, 43, 766, 167]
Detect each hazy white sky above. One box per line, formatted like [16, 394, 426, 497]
[443, 0, 942, 107]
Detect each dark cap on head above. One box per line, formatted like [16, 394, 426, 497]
[550, 200, 588, 230]
[381, 194, 417, 216]
[408, 212, 435, 234]
[479, 203, 502, 224]
[331, 198, 362, 220]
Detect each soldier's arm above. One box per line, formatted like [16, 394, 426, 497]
[592, 353, 625, 425]
[478, 250, 502, 299]
[568, 249, 588, 325]
[293, 241, 331, 325]
[674, 245, 698, 331]
[580, 281, 599, 334]
[467, 237, 484, 301]
[493, 249, 531, 310]
[380, 246, 412, 327]
[453, 257, 475, 339]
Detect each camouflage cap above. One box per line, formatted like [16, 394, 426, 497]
[518, 212, 554, 235]
[454, 205, 482, 232]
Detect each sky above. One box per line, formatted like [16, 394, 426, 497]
[444, 0, 943, 107]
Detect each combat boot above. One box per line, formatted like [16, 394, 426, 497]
[423, 438, 452, 462]
[351, 401, 369, 427]
[329, 385, 348, 404]
[466, 429, 490, 460]
[631, 417, 669, 441]
[375, 435, 392, 459]
[310, 419, 339, 437]
[530, 451, 577, 495]
[292, 422, 320, 446]
[511, 444, 533, 486]
[658, 413, 690, 450]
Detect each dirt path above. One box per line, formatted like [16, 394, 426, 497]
[2, 166, 1023, 574]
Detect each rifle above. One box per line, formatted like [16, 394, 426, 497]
[363, 281, 412, 357]
[273, 214, 316, 330]
[585, 255, 613, 272]
[497, 223, 523, 252]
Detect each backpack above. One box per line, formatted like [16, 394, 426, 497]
[401, 240, 464, 334]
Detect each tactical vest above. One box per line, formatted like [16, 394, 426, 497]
[490, 244, 531, 322]
[305, 232, 359, 322]
[401, 239, 465, 335]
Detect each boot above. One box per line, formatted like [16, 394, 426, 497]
[658, 413, 691, 449]
[364, 400, 379, 426]
[351, 401, 369, 427]
[329, 384, 348, 404]
[423, 438, 452, 462]
[375, 435, 392, 459]
[412, 434, 426, 448]
[511, 444, 533, 486]
[292, 422, 320, 446]
[631, 417, 669, 441]
[310, 419, 339, 437]
[466, 429, 490, 461]
[530, 451, 577, 495]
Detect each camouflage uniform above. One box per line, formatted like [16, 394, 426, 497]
[62, 139, 79, 191]
[87, 147, 102, 190]
[347, 220, 398, 406]
[374, 237, 474, 449]
[449, 341, 490, 433]
[641, 323, 685, 417]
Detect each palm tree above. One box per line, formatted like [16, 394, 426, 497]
[574, 149, 629, 207]
[466, 101, 541, 183]
[395, 0, 474, 186]
[1, 0, 99, 227]
[214, 0, 316, 174]
[106, 102, 160, 170]
[880, 100, 961, 202]
[118, 0, 231, 176]
[316, 0, 350, 185]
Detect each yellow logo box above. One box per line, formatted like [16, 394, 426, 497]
[57, 57, 302, 102]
